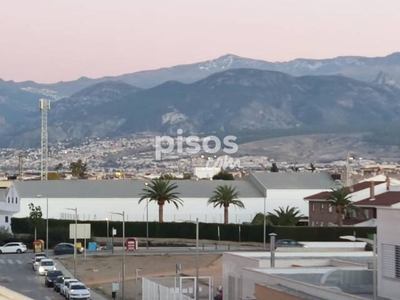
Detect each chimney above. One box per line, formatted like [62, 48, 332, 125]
[370, 181, 375, 200]
[386, 176, 390, 191]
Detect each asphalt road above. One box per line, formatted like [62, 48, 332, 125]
[0, 252, 80, 300]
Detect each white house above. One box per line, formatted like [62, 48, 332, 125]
[10, 172, 338, 224]
[0, 182, 20, 231]
[377, 207, 400, 300]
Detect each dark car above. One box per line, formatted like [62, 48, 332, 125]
[45, 270, 63, 287]
[53, 243, 82, 255]
[53, 275, 71, 292]
[275, 239, 307, 249]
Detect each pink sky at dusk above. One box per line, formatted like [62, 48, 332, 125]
[1, 0, 399, 83]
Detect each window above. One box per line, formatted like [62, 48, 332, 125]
[16, 197, 18, 204]
[352, 210, 358, 218]
[5, 216, 9, 223]
[364, 209, 370, 219]
[7, 197, 10, 203]
[312, 203, 315, 212]
[328, 204, 333, 213]
[321, 203, 325, 212]
[320, 221, 324, 226]
[381, 244, 400, 279]
[11, 197, 13, 203]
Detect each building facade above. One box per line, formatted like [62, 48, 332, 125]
[377, 207, 400, 300]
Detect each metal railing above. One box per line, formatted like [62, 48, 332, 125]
[142, 277, 194, 300]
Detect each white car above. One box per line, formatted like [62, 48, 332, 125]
[65, 282, 91, 300]
[32, 255, 46, 271]
[37, 258, 56, 275]
[60, 279, 78, 296]
[0, 242, 27, 254]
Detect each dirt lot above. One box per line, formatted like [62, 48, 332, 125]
[60, 253, 222, 300]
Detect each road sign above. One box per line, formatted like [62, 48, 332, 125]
[69, 223, 91, 239]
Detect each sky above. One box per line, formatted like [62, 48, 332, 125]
[0, 0, 399, 83]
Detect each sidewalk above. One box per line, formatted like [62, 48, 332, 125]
[54, 257, 109, 300]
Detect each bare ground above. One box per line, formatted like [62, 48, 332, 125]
[60, 253, 222, 300]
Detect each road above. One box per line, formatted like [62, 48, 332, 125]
[0, 252, 107, 300]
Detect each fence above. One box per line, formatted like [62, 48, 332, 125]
[142, 277, 194, 300]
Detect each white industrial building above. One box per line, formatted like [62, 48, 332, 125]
[5, 172, 339, 225]
[377, 207, 400, 300]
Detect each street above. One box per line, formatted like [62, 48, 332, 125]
[0, 252, 106, 300]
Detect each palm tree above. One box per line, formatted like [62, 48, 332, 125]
[54, 163, 63, 173]
[69, 159, 87, 178]
[207, 185, 245, 224]
[268, 206, 304, 226]
[139, 179, 183, 223]
[327, 187, 359, 227]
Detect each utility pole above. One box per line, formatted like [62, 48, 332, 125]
[18, 152, 23, 177]
[40, 99, 50, 181]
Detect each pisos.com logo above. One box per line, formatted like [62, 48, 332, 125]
[155, 129, 241, 169]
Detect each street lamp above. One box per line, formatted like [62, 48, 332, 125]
[106, 217, 109, 247]
[66, 207, 78, 278]
[263, 188, 267, 250]
[37, 195, 49, 256]
[182, 218, 199, 299]
[110, 211, 126, 300]
[135, 268, 142, 300]
[144, 182, 149, 250]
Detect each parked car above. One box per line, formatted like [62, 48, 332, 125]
[0, 242, 27, 254]
[53, 243, 83, 255]
[54, 275, 71, 292]
[37, 258, 56, 275]
[275, 239, 307, 249]
[60, 279, 78, 296]
[65, 282, 91, 300]
[31, 252, 46, 264]
[32, 256, 46, 271]
[45, 270, 63, 287]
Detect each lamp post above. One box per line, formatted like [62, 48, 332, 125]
[106, 217, 109, 247]
[195, 218, 199, 300]
[180, 218, 199, 300]
[37, 195, 49, 256]
[66, 207, 78, 278]
[135, 268, 142, 300]
[263, 188, 267, 250]
[111, 211, 126, 300]
[144, 182, 149, 250]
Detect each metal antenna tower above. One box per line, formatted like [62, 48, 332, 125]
[40, 99, 50, 180]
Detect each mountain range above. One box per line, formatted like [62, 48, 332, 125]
[1, 52, 400, 148]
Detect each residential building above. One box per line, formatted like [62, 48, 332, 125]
[304, 179, 390, 226]
[377, 207, 400, 300]
[0, 181, 20, 231]
[223, 251, 375, 300]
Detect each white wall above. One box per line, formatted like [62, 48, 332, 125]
[13, 189, 325, 223]
[377, 208, 400, 300]
[0, 189, 20, 231]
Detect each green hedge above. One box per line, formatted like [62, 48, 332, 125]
[12, 217, 376, 245]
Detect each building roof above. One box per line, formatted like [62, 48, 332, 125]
[304, 181, 386, 200]
[13, 179, 264, 199]
[250, 172, 339, 190]
[354, 191, 400, 207]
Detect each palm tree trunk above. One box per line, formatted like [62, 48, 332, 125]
[337, 206, 343, 227]
[159, 203, 164, 223]
[224, 205, 229, 224]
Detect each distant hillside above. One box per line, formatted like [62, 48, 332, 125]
[3, 68, 400, 148]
